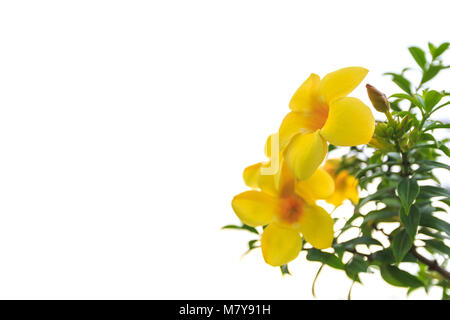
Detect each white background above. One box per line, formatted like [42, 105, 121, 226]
[0, 0, 449, 299]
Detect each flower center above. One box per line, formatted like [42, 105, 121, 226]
[277, 195, 304, 226]
[312, 102, 329, 130]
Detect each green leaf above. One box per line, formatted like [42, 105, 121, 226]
[424, 239, 450, 256]
[391, 229, 413, 263]
[419, 227, 450, 241]
[362, 208, 397, 225]
[380, 265, 423, 288]
[421, 65, 443, 85]
[400, 205, 421, 240]
[428, 42, 437, 57]
[385, 73, 412, 94]
[335, 236, 382, 251]
[423, 90, 443, 111]
[345, 255, 369, 283]
[432, 42, 450, 59]
[409, 46, 427, 69]
[390, 93, 417, 105]
[358, 187, 396, 208]
[419, 185, 450, 198]
[280, 264, 291, 275]
[370, 248, 417, 266]
[397, 178, 420, 215]
[306, 248, 345, 270]
[439, 144, 450, 157]
[242, 239, 260, 256]
[425, 122, 450, 131]
[222, 224, 259, 235]
[420, 214, 450, 236]
[416, 160, 450, 171]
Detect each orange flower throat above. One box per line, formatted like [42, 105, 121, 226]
[278, 196, 304, 225]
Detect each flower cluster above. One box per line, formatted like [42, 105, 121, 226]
[231, 67, 375, 266]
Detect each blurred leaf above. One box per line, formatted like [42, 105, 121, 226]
[390, 93, 416, 105]
[306, 248, 345, 270]
[355, 161, 397, 179]
[370, 248, 417, 266]
[380, 265, 423, 288]
[392, 229, 413, 263]
[409, 46, 427, 69]
[222, 224, 259, 235]
[242, 239, 260, 256]
[345, 255, 369, 283]
[424, 239, 450, 256]
[431, 42, 450, 59]
[423, 90, 443, 111]
[358, 187, 396, 208]
[397, 178, 420, 215]
[416, 160, 450, 171]
[419, 185, 450, 198]
[334, 236, 383, 254]
[362, 208, 397, 225]
[420, 214, 450, 236]
[385, 73, 412, 94]
[419, 228, 450, 241]
[400, 205, 421, 240]
[439, 144, 450, 157]
[421, 65, 443, 85]
[425, 122, 450, 131]
[428, 42, 437, 56]
[280, 264, 291, 276]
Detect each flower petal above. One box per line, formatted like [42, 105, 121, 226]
[243, 161, 280, 196]
[284, 131, 328, 181]
[289, 73, 320, 112]
[231, 191, 277, 227]
[261, 223, 302, 266]
[278, 112, 319, 150]
[243, 163, 262, 189]
[319, 67, 368, 103]
[326, 170, 359, 206]
[320, 97, 375, 146]
[299, 204, 334, 249]
[296, 167, 335, 202]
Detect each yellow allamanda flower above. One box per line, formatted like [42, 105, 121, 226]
[277, 67, 375, 181]
[323, 159, 359, 207]
[231, 160, 335, 267]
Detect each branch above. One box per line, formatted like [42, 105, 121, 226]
[410, 246, 450, 280]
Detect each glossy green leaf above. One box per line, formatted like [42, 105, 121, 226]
[419, 185, 450, 198]
[400, 205, 421, 240]
[397, 178, 420, 215]
[424, 239, 450, 256]
[416, 160, 450, 171]
[345, 255, 369, 283]
[380, 265, 423, 288]
[306, 248, 345, 270]
[391, 229, 413, 263]
[432, 42, 450, 59]
[409, 46, 427, 69]
[423, 90, 443, 111]
[420, 214, 450, 236]
[385, 73, 412, 94]
[421, 65, 443, 85]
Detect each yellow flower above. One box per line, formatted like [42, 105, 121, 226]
[232, 160, 335, 266]
[279, 67, 375, 181]
[323, 159, 359, 207]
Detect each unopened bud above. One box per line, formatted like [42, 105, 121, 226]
[366, 84, 390, 113]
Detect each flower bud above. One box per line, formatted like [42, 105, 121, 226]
[366, 84, 390, 113]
